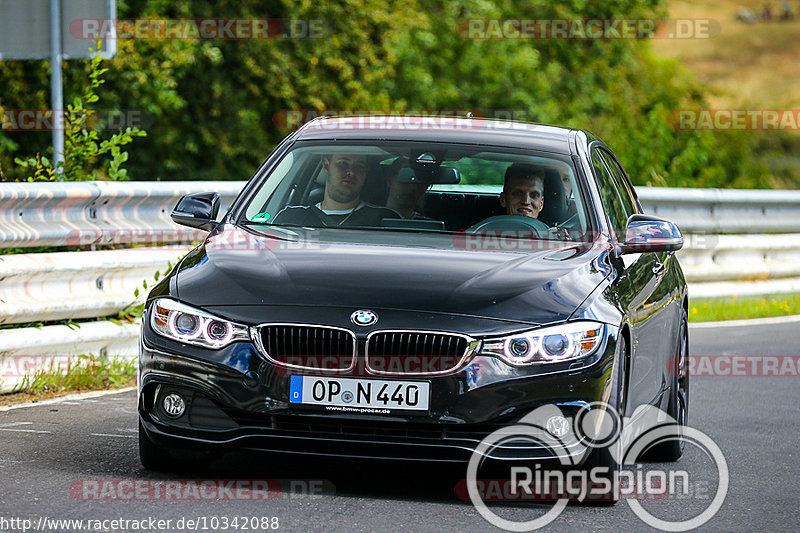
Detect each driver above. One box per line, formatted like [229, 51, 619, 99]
[272, 153, 399, 227]
[499, 163, 545, 219]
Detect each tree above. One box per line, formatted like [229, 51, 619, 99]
[0, 0, 777, 188]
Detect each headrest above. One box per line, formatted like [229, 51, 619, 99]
[537, 167, 568, 226]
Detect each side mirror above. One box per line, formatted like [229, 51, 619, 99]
[171, 192, 220, 231]
[620, 214, 683, 254]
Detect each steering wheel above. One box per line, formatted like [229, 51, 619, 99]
[467, 215, 550, 238]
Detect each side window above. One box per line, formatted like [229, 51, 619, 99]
[590, 149, 627, 239]
[599, 150, 639, 215]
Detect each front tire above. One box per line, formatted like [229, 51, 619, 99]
[647, 308, 689, 461]
[138, 420, 220, 472]
[138, 420, 173, 471]
[580, 335, 628, 505]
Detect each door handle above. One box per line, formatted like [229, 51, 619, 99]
[652, 260, 665, 275]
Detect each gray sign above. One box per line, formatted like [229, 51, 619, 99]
[0, 0, 116, 60]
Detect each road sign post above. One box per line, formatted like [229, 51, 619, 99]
[50, 0, 65, 170]
[0, 0, 117, 174]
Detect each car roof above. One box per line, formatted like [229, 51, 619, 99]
[293, 115, 577, 154]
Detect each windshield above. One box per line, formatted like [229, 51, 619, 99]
[240, 140, 590, 246]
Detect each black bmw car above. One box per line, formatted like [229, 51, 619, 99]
[139, 116, 689, 476]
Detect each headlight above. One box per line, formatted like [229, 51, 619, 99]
[149, 298, 250, 349]
[480, 321, 604, 366]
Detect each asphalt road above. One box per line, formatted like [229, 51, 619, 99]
[1, 320, 798, 533]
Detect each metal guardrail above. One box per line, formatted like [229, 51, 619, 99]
[0, 181, 245, 392]
[638, 187, 800, 234]
[1, 181, 799, 392]
[0, 181, 243, 248]
[0, 321, 139, 393]
[687, 277, 800, 299]
[0, 247, 189, 324]
[2, 182, 800, 249]
[680, 234, 800, 282]
[2, 233, 795, 327]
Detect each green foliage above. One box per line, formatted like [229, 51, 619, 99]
[9, 41, 146, 182]
[119, 259, 178, 323]
[11, 153, 56, 182]
[0, 0, 786, 188]
[689, 293, 800, 322]
[387, 0, 771, 189]
[17, 352, 136, 394]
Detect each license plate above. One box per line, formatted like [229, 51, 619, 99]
[289, 376, 430, 414]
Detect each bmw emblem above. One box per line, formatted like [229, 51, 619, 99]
[351, 309, 378, 327]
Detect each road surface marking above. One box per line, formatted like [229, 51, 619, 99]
[91, 433, 136, 439]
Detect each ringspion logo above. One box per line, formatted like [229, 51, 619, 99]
[466, 403, 728, 531]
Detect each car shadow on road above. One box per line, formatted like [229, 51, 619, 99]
[175, 450, 474, 505]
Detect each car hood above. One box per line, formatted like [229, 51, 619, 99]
[173, 226, 612, 327]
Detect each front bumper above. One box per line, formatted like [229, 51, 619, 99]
[139, 319, 619, 463]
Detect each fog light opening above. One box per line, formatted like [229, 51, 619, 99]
[545, 415, 571, 438]
[162, 393, 186, 418]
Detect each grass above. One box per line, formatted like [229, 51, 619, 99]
[689, 292, 800, 322]
[652, 0, 800, 109]
[0, 353, 136, 407]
